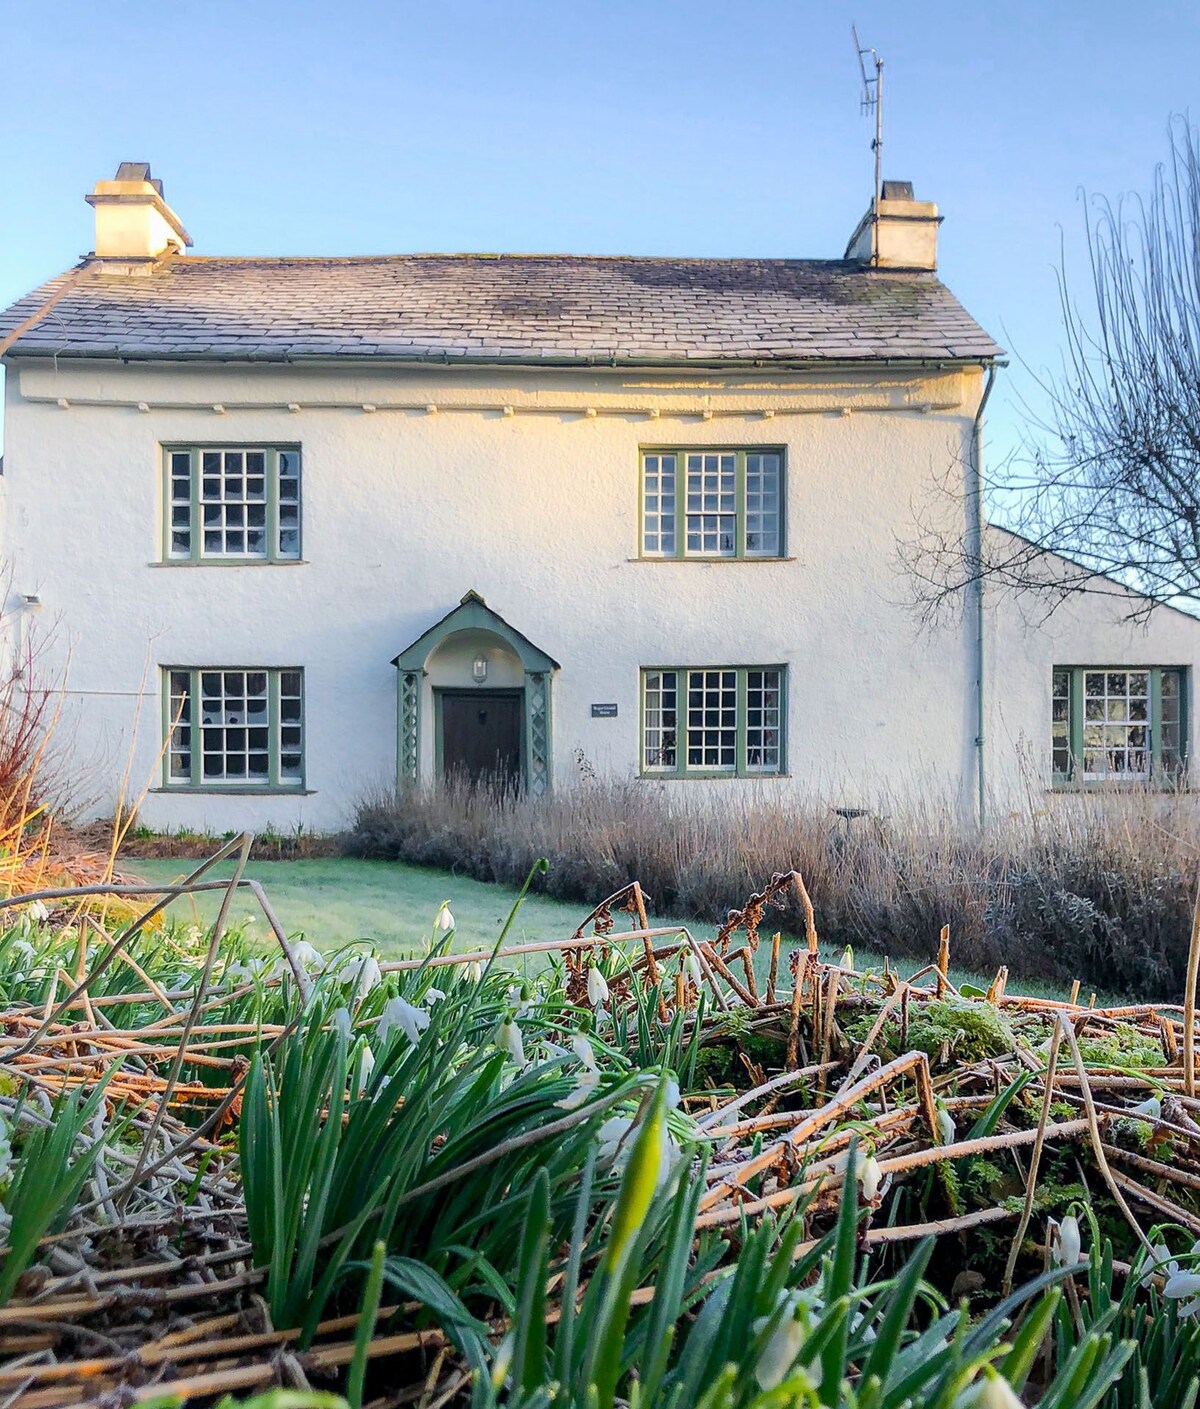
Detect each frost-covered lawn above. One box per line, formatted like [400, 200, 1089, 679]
[128, 855, 1072, 997]
[129, 856, 597, 961]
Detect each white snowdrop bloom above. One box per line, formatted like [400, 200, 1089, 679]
[331, 1007, 352, 1038]
[225, 956, 266, 983]
[244, 915, 258, 925]
[378, 995, 430, 1047]
[8, 939, 34, 963]
[463, 960, 483, 983]
[587, 966, 610, 1006]
[570, 1032, 597, 1071]
[423, 987, 446, 1004]
[554, 1066, 600, 1110]
[436, 903, 456, 933]
[596, 1111, 673, 1190]
[496, 1016, 526, 1068]
[338, 955, 383, 1001]
[1049, 1214, 1083, 1268]
[507, 984, 534, 1019]
[752, 1289, 817, 1391]
[841, 946, 855, 972]
[955, 1375, 1025, 1409]
[354, 1044, 376, 1095]
[1140, 1243, 1176, 1289]
[1130, 1095, 1162, 1120]
[665, 1076, 681, 1110]
[290, 941, 325, 973]
[859, 1154, 883, 1203]
[682, 950, 703, 985]
[27, 901, 49, 925]
[1165, 1268, 1200, 1317]
[936, 1106, 956, 1145]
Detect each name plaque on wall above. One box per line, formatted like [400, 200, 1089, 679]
[591, 703, 619, 718]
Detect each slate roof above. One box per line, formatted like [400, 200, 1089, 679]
[0, 254, 1002, 366]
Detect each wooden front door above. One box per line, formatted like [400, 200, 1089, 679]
[440, 690, 523, 789]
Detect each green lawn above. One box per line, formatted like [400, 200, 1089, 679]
[127, 856, 1073, 999]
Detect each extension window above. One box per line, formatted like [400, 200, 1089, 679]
[1052, 666, 1186, 783]
[163, 446, 301, 562]
[641, 667, 785, 776]
[640, 449, 783, 558]
[165, 668, 305, 790]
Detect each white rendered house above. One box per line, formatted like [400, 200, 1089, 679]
[2, 164, 1200, 832]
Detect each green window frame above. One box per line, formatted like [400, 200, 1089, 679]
[639, 447, 784, 559]
[164, 667, 305, 791]
[163, 445, 301, 562]
[1052, 666, 1188, 785]
[640, 666, 786, 777]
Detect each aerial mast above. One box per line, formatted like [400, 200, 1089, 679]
[852, 25, 884, 266]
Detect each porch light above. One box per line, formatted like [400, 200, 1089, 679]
[473, 654, 488, 683]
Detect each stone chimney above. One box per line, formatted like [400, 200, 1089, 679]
[844, 180, 941, 271]
[85, 162, 192, 261]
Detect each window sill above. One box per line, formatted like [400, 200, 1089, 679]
[151, 559, 309, 568]
[628, 556, 796, 564]
[1047, 781, 1190, 793]
[151, 787, 316, 796]
[640, 772, 791, 781]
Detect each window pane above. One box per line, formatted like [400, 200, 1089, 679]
[685, 453, 736, 556]
[642, 454, 677, 556]
[745, 453, 781, 557]
[1051, 668, 1071, 776]
[1078, 669, 1150, 779]
[1161, 668, 1186, 775]
[686, 669, 736, 769]
[643, 671, 678, 769]
[746, 669, 782, 771]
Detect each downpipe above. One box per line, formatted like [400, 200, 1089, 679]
[970, 364, 998, 830]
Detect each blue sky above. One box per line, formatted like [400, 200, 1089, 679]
[1, 0, 1195, 462]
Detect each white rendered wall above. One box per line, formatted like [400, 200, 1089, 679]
[3, 357, 994, 831]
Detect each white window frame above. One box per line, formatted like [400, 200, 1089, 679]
[164, 667, 305, 790]
[164, 445, 302, 562]
[640, 666, 786, 776]
[639, 448, 784, 559]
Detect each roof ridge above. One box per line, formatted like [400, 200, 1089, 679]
[155, 252, 872, 267]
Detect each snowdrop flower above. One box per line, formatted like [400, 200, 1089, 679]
[555, 1065, 600, 1110]
[436, 903, 455, 933]
[290, 941, 325, 973]
[1049, 1214, 1083, 1268]
[1140, 1243, 1176, 1289]
[463, 960, 483, 983]
[841, 946, 855, 972]
[226, 956, 266, 983]
[7, 939, 34, 964]
[378, 995, 430, 1047]
[423, 986, 446, 1005]
[495, 1015, 526, 1068]
[596, 1111, 673, 1190]
[354, 1044, 376, 1095]
[859, 1153, 883, 1203]
[244, 915, 258, 925]
[570, 1031, 598, 1071]
[1130, 1095, 1162, 1120]
[338, 955, 383, 1002]
[1164, 1253, 1200, 1317]
[331, 1007, 352, 1038]
[753, 1289, 819, 1391]
[665, 1076, 681, 1110]
[936, 1105, 956, 1146]
[682, 949, 703, 985]
[26, 901, 49, 925]
[954, 1373, 1024, 1409]
[507, 984, 534, 1019]
[587, 965, 610, 1006]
